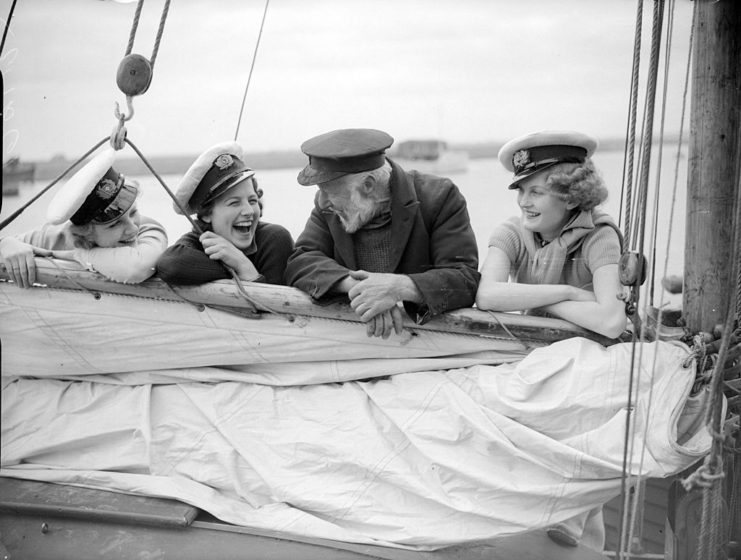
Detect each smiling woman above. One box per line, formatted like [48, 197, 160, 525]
[155, 141, 294, 285]
[475, 130, 627, 341]
[0, 147, 168, 287]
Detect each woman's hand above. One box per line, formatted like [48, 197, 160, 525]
[199, 231, 260, 281]
[0, 237, 37, 288]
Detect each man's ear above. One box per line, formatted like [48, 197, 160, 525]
[360, 174, 376, 196]
[201, 213, 212, 224]
[566, 201, 579, 210]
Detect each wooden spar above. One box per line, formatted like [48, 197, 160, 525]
[684, 0, 741, 333]
[0, 259, 619, 347]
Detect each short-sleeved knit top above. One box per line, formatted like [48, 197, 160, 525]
[488, 211, 622, 291]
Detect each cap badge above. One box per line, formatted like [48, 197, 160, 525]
[97, 178, 119, 200]
[513, 149, 530, 170]
[214, 154, 234, 170]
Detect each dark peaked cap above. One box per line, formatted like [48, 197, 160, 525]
[297, 128, 394, 186]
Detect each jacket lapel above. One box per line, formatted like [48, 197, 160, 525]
[388, 161, 419, 272]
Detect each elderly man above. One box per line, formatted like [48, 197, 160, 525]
[285, 128, 480, 338]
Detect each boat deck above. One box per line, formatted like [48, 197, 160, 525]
[0, 478, 607, 560]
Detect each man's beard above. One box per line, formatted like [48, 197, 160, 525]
[338, 189, 383, 233]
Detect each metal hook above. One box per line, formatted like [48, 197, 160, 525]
[113, 96, 135, 122]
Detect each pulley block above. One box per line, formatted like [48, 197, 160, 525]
[116, 53, 153, 96]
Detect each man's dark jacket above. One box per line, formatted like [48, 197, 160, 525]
[285, 159, 480, 322]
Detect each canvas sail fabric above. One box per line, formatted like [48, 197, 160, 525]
[1, 337, 711, 550]
[0, 282, 529, 379]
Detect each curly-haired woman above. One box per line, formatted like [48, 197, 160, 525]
[475, 130, 627, 340]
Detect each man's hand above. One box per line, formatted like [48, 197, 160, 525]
[200, 231, 260, 281]
[364, 306, 405, 339]
[346, 270, 420, 338]
[347, 270, 407, 319]
[0, 237, 37, 288]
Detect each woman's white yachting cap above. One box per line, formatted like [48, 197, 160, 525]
[46, 148, 138, 226]
[498, 130, 598, 189]
[174, 141, 255, 215]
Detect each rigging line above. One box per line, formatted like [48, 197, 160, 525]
[619, 0, 644, 246]
[650, 0, 695, 340]
[626, 11, 694, 548]
[619, 4, 667, 555]
[233, 0, 271, 142]
[0, 137, 110, 232]
[124, 138, 199, 230]
[645, 0, 676, 308]
[123, 0, 170, 68]
[125, 0, 145, 56]
[635, 0, 665, 269]
[148, 0, 171, 68]
[0, 0, 17, 56]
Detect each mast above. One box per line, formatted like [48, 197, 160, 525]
[683, 0, 741, 332]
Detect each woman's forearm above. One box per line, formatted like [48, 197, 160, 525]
[475, 281, 583, 311]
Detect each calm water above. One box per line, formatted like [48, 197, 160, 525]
[1, 151, 687, 304]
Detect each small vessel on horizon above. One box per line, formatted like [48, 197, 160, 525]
[390, 139, 470, 175]
[2, 157, 35, 196]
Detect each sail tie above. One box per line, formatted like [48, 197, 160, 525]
[41, 256, 102, 300]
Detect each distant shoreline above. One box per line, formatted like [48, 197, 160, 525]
[9, 136, 674, 182]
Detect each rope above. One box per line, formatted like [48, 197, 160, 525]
[148, 0, 171, 68]
[234, 0, 271, 141]
[646, 0, 676, 308]
[42, 257, 102, 300]
[616, 3, 668, 557]
[125, 0, 145, 56]
[619, 0, 644, 246]
[634, 0, 665, 263]
[0, 137, 110, 232]
[484, 311, 530, 352]
[123, 0, 171, 70]
[0, 0, 18, 56]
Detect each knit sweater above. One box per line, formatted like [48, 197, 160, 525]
[156, 221, 294, 285]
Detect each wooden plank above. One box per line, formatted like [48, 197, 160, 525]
[0, 509, 609, 560]
[0, 259, 620, 347]
[0, 478, 197, 528]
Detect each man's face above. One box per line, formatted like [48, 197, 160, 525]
[317, 175, 380, 233]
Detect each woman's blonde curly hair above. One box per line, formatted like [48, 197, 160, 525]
[543, 159, 608, 211]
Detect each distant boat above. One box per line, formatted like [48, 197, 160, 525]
[2, 157, 35, 196]
[390, 139, 469, 175]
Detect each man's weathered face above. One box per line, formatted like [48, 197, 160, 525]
[317, 175, 380, 233]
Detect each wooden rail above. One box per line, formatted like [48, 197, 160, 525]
[0, 259, 620, 346]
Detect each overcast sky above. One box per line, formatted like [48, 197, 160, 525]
[2, 0, 692, 161]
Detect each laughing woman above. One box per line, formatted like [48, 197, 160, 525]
[0, 149, 167, 287]
[156, 142, 294, 285]
[475, 130, 627, 340]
